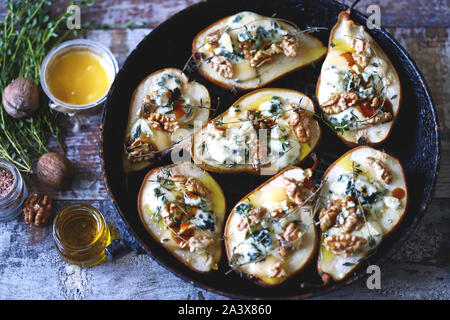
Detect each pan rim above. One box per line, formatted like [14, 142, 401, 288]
[99, 0, 440, 300]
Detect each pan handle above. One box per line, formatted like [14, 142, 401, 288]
[105, 238, 133, 262]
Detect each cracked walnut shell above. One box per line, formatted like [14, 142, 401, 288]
[23, 193, 52, 227]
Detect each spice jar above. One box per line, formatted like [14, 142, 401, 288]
[52, 203, 111, 267]
[0, 159, 28, 222]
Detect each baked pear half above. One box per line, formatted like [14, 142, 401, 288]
[317, 146, 408, 282]
[138, 163, 226, 273]
[123, 68, 211, 173]
[191, 88, 321, 175]
[224, 166, 319, 286]
[193, 11, 326, 90]
[316, 10, 401, 146]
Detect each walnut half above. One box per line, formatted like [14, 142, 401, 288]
[172, 175, 209, 198]
[366, 156, 393, 184]
[250, 44, 282, 68]
[286, 107, 313, 143]
[268, 261, 286, 278]
[365, 111, 393, 125]
[206, 29, 222, 44]
[319, 199, 364, 233]
[126, 138, 156, 163]
[284, 176, 310, 206]
[341, 210, 364, 233]
[319, 199, 342, 232]
[280, 37, 297, 57]
[350, 37, 372, 68]
[23, 193, 52, 227]
[240, 110, 276, 130]
[188, 236, 215, 252]
[210, 55, 234, 79]
[278, 225, 297, 255]
[162, 202, 185, 227]
[237, 207, 266, 232]
[280, 222, 303, 251]
[145, 113, 180, 133]
[324, 233, 367, 257]
[321, 92, 358, 114]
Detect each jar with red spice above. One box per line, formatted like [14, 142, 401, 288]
[0, 159, 28, 221]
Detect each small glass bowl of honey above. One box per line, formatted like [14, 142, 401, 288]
[40, 39, 118, 114]
[52, 203, 111, 267]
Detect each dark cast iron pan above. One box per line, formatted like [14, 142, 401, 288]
[100, 0, 440, 299]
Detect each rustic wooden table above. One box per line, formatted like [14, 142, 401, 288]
[0, 0, 448, 300]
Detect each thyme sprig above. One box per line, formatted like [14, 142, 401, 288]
[0, 0, 93, 172]
[226, 180, 325, 275]
[184, 14, 327, 82]
[226, 17, 326, 38]
[141, 100, 215, 115]
[226, 224, 306, 275]
[351, 161, 378, 248]
[324, 34, 390, 131]
[150, 168, 215, 242]
[351, 161, 366, 217]
[212, 99, 305, 127]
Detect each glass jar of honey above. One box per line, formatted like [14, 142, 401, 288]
[40, 39, 118, 114]
[52, 203, 111, 267]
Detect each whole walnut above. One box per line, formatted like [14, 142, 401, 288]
[2, 78, 39, 119]
[23, 193, 52, 227]
[36, 152, 74, 190]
